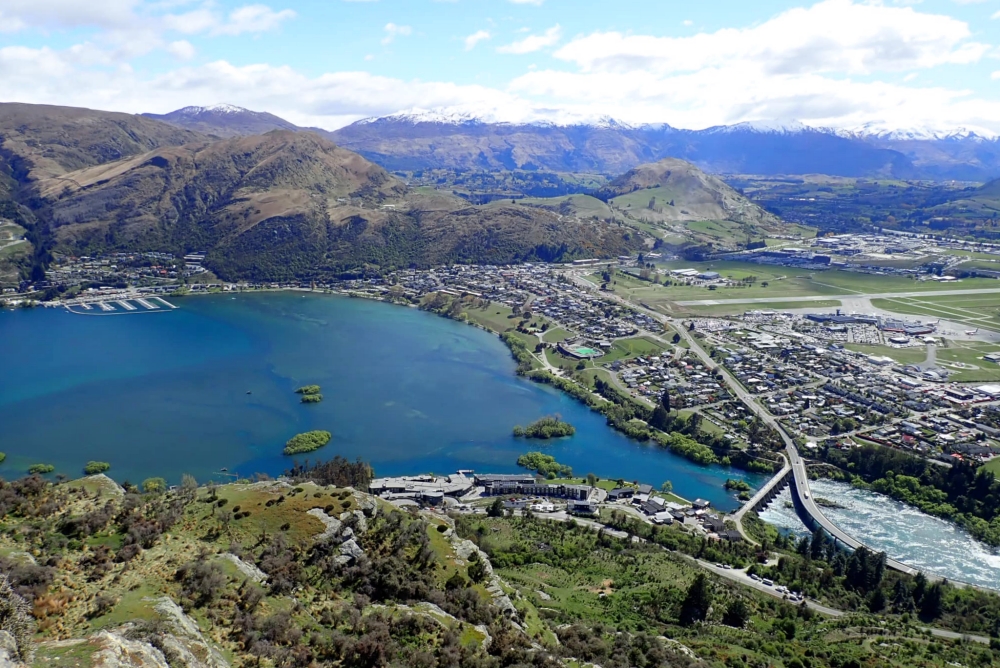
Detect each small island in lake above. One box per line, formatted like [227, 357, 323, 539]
[724, 478, 752, 493]
[513, 415, 575, 439]
[295, 385, 324, 403]
[284, 430, 332, 455]
[84, 461, 111, 475]
[517, 452, 573, 478]
[28, 464, 55, 474]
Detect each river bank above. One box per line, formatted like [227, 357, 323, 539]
[759, 479, 1000, 590]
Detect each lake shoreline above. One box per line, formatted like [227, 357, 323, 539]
[2, 293, 764, 509]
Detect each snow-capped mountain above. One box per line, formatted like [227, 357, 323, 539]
[704, 119, 814, 135]
[143, 104, 303, 138]
[143, 103, 1000, 180]
[838, 122, 998, 143]
[173, 103, 253, 116]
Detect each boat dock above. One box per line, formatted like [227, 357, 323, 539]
[135, 298, 159, 310]
[97, 302, 115, 312]
[155, 297, 178, 309]
[117, 300, 136, 311]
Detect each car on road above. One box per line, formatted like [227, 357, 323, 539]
[749, 573, 761, 581]
[762, 579, 774, 587]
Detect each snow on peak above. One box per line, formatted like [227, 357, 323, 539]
[591, 115, 635, 130]
[359, 107, 496, 126]
[176, 104, 254, 116]
[841, 121, 998, 142]
[708, 119, 812, 135]
[356, 107, 649, 129]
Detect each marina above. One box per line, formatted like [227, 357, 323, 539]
[60, 293, 180, 316]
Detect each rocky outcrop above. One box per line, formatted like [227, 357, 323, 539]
[449, 534, 519, 622]
[220, 553, 268, 585]
[307, 508, 343, 541]
[0, 630, 22, 668]
[91, 630, 169, 668]
[86, 474, 125, 498]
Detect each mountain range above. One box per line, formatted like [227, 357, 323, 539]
[0, 103, 646, 283]
[142, 105, 1000, 182]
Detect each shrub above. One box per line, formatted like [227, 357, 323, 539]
[142, 477, 167, 494]
[27, 464, 54, 475]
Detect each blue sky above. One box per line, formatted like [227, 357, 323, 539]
[2, 0, 1000, 133]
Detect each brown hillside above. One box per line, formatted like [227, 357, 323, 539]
[0, 102, 205, 183]
[42, 131, 640, 279]
[597, 158, 782, 228]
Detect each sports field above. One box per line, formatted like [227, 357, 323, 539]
[872, 292, 1000, 331]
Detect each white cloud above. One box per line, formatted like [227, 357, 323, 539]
[381, 22, 412, 45]
[464, 29, 491, 50]
[682, 20, 693, 27]
[497, 24, 561, 54]
[213, 4, 295, 36]
[0, 0, 139, 31]
[163, 8, 217, 34]
[555, 0, 987, 75]
[166, 39, 196, 60]
[993, 71, 1000, 80]
[508, 0, 544, 5]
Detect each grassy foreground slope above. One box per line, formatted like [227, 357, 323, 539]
[0, 465, 993, 667]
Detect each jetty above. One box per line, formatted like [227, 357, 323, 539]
[155, 297, 178, 309]
[117, 300, 136, 311]
[136, 298, 159, 310]
[97, 302, 115, 312]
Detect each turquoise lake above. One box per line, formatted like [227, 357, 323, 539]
[0, 293, 764, 509]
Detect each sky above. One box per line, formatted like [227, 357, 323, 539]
[2, 0, 1000, 133]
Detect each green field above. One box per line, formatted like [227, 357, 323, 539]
[541, 327, 572, 343]
[981, 456, 1000, 475]
[547, 336, 669, 372]
[873, 292, 1000, 331]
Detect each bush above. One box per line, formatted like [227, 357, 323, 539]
[142, 477, 167, 494]
[27, 464, 54, 475]
[294, 385, 322, 395]
[283, 431, 332, 456]
[84, 461, 111, 475]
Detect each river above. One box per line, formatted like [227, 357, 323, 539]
[0, 293, 764, 508]
[759, 479, 1000, 589]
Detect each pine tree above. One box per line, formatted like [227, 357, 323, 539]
[679, 574, 712, 626]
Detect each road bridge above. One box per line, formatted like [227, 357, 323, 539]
[733, 457, 792, 524]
